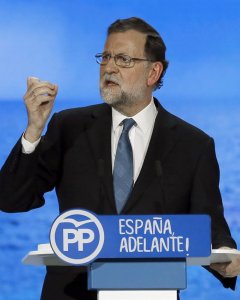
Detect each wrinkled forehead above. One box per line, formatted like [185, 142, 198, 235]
[103, 30, 147, 57]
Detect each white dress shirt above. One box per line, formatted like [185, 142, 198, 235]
[22, 136, 41, 154]
[111, 98, 158, 182]
[22, 98, 158, 183]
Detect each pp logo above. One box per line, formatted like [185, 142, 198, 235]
[50, 209, 104, 264]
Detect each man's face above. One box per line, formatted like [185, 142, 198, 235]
[100, 30, 150, 111]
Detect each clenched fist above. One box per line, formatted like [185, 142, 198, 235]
[24, 77, 58, 142]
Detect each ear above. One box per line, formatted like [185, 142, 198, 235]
[147, 62, 163, 87]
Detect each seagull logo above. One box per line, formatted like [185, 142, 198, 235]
[60, 218, 93, 227]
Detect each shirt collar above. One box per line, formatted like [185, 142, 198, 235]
[112, 97, 158, 134]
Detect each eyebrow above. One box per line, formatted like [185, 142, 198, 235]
[102, 51, 130, 56]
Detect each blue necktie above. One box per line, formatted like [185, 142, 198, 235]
[113, 118, 136, 213]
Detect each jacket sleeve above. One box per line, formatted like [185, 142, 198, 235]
[190, 137, 237, 289]
[0, 113, 61, 212]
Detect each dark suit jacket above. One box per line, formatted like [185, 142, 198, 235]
[0, 99, 237, 299]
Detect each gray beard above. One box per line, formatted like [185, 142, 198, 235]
[101, 89, 133, 108]
[100, 86, 144, 110]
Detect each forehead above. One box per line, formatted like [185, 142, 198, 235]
[104, 30, 146, 55]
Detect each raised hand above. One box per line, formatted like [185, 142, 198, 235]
[24, 76, 58, 142]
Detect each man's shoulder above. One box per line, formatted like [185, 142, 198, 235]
[45, 103, 111, 142]
[46, 103, 111, 134]
[155, 99, 211, 141]
[159, 105, 212, 144]
[160, 110, 215, 156]
[171, 112, 210, 139]
[55, 102, 110, 120]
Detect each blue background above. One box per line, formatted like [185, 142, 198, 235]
[0, 0, 239, 299]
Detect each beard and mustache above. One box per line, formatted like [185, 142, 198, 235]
[100, 73, 146, 110]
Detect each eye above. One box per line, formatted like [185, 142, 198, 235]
[117, 55, 131, 64]
[102, 54, 110, 62]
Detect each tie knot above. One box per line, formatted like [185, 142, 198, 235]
[121, 118, 136, 133]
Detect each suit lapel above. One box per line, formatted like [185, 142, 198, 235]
[84, 101, 179, 215]
[85, 105, 117, 213]
[122, 101, 178, 213]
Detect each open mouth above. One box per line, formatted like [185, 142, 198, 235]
[105, 80, 119, 87]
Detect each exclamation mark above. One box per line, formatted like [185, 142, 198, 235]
[186, 238, 189, 252]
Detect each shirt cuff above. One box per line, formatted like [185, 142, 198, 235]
[21, 134, 41, 154]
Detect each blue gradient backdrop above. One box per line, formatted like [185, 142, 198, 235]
[0, 0, 239, 299]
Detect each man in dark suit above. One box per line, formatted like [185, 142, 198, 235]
[0, 17, 239, 299]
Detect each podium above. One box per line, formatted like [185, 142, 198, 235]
[22, 211, 214, 300]
[23, 244, 240, 300]
[89, 260, 185, 300]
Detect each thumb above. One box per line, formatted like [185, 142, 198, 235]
[27, 76, 39, 88]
